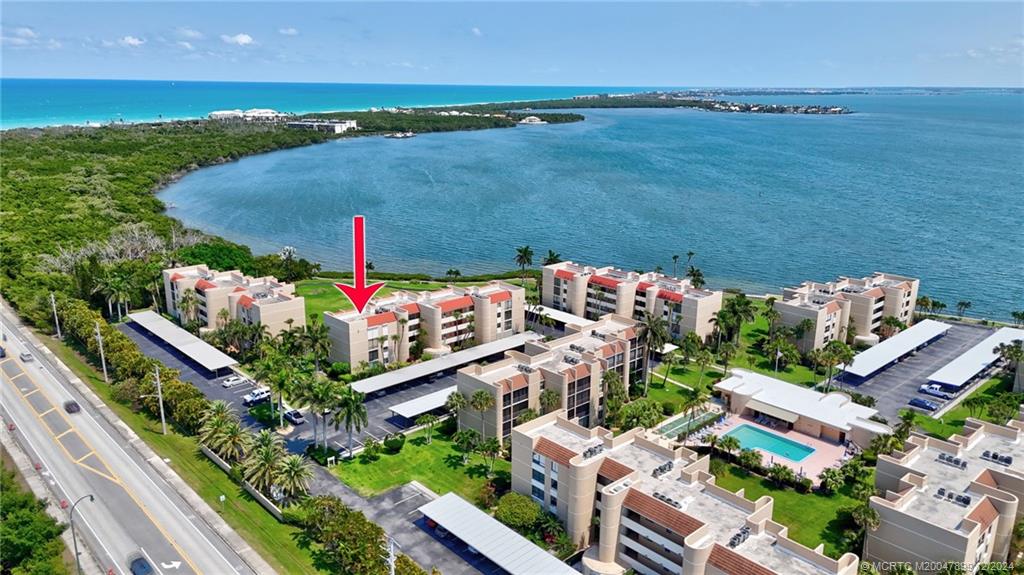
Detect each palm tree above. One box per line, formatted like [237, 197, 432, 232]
[956, 300, 972, 317]
[177, 287, 200, 325]
[212, 419, 251, 462]
[542, 250, 562, 266]
[245, 431, 285, 494]
[303, 317, 332, 373]
[470, 390, 495, 437]
[694, 349, 714, 390]
[718, 435, 740, 459]
[880, 315, 906, 339]
[445, 268, 461, 281]
[91, 272, 118, 319]
[514, 246, 534, 289]
[276, 454, 314, 501]
[445, 391, 468, 431]
[661, 350, 678, 386]
[870, 433, 903, 456]
[295, 375, 341, 450]
[851, 502, 880, 532]
[202, 400, 233, 425]
[822, 340, 854, 393]
[216, 307, 230, 329]
[478, 437, 502, 477]
[761, 306, 781, 338]
[416, 414, 439, 443]
[539, 388, 561, 414]
[637, 311, 669, 393]
[333, 387, 368, 459]
[995, 340, 1024, 374]
[718, 341, 738, 375]
[818, 467, 845, 494]
[686, 266, 705, 289]
[671, 254, 680, 278]
[453, 429, 480, 464]
[706, 433, 719, 453]
[767, 463, 796, 486]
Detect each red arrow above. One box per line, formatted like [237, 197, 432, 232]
[334, 215, 385, 313]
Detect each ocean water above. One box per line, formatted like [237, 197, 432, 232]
[160, 92, 1023, 320]
[0, 78, 649, 128]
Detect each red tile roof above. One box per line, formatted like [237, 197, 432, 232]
[233, 286, 248, 293]
[637, 281, 654, 291]
[708, 544, 776, 575]
[400, 303, 420, 314]
[489, 291, 512, 304]
[588, 275, 620, 289]
[657, 289, 683, 303]
[238, 295, 255, 309]
[598, 458, 633, 481]
[825, 301, 841, 314]
[623, 490, 703, 536]
[535, 437, 576, 466]
[366, 311, 397, 327]
[169, 272, 184, 282]
[598, 342, 624, 358]
[194, 278, 218, 291]
[563, 363, 591, 380]
[499, 373, 529, 394]
[554, 269, 576, 281]
[975, 469, 999, 488]
[966, 497, 1000, 532]
[863, 287, 885, 298]
[437, 295, 474, 314]
[622, 327, 637, 340]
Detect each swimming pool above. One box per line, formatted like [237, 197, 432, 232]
[723, 424, 815, 462]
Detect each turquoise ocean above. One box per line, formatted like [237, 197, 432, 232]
[2, 80, 1021, 319]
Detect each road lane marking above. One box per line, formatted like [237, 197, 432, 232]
[55, 428, 74, 439]
[74, 450, 96, 463]
[39, 407, 56, 416]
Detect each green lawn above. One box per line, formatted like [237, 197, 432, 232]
[905, 374, 1015, 439]
[735, 302, 823, 387]
[713, 461, 864, 558]
[36, 335, 323, 575]
[332, 426, 510, 502]
[651, 363, 722, 394]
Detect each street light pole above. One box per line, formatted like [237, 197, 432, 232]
[94, 321, 108, 384]
[50, 292, 62, 339]
[155, 366, 167, 435]
[70, 493, 94, 575]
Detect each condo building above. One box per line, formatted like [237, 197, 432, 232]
[542, 262, 723, 342]
[774, 272, 920, 352]
[866, 409, 1024, 573]
[511, 412, 861, 575]
[457, 315, 642, 439]
[324, 281, 525, 367]
[162, 264, 306, 335]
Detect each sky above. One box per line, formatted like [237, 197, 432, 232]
[2, 2, 1022, 87]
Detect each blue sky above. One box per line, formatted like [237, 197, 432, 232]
[2, 2, 1022, 87]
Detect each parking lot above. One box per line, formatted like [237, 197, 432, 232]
[849, 322, 995, 422]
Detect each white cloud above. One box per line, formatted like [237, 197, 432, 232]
[965, 48, 983, 59]
[14, 27, 38, 39]
[46, 39, 61, 49]
[177, 41, 194, 50]
[471, 27, 483, 37]
[1, 36, 30, 46]
[176, 27, 203, 39]
[119, 35, 146, 47]
[221, 33, 253, 46]
[279, 27, 298, 36]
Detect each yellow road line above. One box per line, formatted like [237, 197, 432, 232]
[39, 407, 56, 416]
[3, 361, 203, 574]
[74, 450, 95, 463]
[55, 428, 75, 439]
[23, 388, 39, 397]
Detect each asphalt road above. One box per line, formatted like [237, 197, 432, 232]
[0, 311, 254, 575]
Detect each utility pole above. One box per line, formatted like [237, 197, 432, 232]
[155, 366, 167, 435]
[94, 322, 108, 384]
[70, 494, 95, 575]
[380, 534, 399, 575]
[50, 292, 62, 339]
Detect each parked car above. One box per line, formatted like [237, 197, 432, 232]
[128, 554, 154, 575]
[909, 397, 939, 411]
[466, 546, 480, 555]
[435, 525, 449, 538]
[919, 384, 952, 400]
[0, 345, 6, 358]
[221, 375, 247, 388]
[63, 400, 81, 414]
[284, 409, 305, 425]
[242, 387, 272, 406]
[19, 352, 33, 362]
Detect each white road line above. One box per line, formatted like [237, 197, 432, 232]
[139, 547, 165, 575]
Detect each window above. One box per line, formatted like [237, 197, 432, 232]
[532, 453, 543, 465]
[532, 469, 545, 483]
[532, 486, 544, 502]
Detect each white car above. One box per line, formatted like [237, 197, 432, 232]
[242, 387, 272, 406]
[221, 375, 247, 388]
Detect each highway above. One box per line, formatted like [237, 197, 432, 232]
[0, 309, 256, 575]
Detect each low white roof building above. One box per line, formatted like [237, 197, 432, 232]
[128, 310, 237, 372]
[928, 327, 1024, 388]
[841, 319, 951, 379]
[715, 369, 891, 435]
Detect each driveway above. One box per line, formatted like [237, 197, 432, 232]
[849, 322, 995, 422]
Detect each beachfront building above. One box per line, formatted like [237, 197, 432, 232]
[713, 369, 890, 448]
[323, 281, 525, 367]
[542, 261, 723, 341]
[286, 119, 358, 134]
[162, 264, 306, 335]
[774, 272, 920, 352]
[511, 412, 862, 575]
[865, 408, 1024, 572]
[457, 314, 641, 439]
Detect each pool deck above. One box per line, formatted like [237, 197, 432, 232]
[711, 415, 849, 484]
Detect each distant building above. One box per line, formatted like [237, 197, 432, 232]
[517, 116, 547, 125]
[323, 281, 525, 367]
[208, 108, 289, 122]
[866, 407, 1024, 571]
[286, 119, 358, 134]
[208, 109, 244, 120]
[774, 272, 920, 352]
[162, 265, 305, 335]
[457, 314, 642, 439]
[542, 261, 723, 341]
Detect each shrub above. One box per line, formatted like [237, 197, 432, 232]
[305, 444, 341, 466]
[360, 438, 382, 462]
[327, 362, 351, 379]
[796, 477, 814, 493]
[661, 401, 677, 416]
[383, 433, 406, 453]
[495, 492, 541, 531]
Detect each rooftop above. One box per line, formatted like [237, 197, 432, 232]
[841, 319, 951, 378]
[928, 327, 1024, 388]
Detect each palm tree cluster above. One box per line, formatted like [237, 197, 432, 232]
[199, 401, 314, 502]
[915, 295, 947, 317]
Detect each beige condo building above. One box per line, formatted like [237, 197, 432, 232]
[542, 262, 723, 342]
[511, 412, 861, 575]
[774, 272, 920, 353]
[323, 281, 525, 367]
[457, 314, 643, 439]
[162, 264, 306, 335]
[865, 408, 1024, 573]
